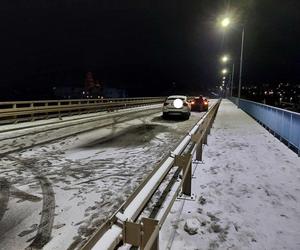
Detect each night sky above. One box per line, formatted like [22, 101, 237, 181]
[1, 0, 300, 99]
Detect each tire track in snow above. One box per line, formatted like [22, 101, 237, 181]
[0, 178, 10, 222]
[26, 176, 55, 249]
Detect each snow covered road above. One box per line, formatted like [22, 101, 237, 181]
[0, 107, 206, 250]
[161, 99, 300, 250]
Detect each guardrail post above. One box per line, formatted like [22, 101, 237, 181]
[175, 154, 192, 196]
[30, 103, 34, 121]
[123, 218, 159, 250]
[196, 141, 202, 161]
[141, 218, 159, 250]
[191, 133, 203, 161]
[203, 130, 208, 145]
[123, 220, 142, 246]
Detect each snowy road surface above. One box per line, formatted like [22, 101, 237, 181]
[161, 99, 300, 250]
[0, 107, 206, 250]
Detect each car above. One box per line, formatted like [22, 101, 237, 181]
[190, 95, 209, 112]
[162, 95, 191, 119]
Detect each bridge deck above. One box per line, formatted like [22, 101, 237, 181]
[161, 99, 300, 250]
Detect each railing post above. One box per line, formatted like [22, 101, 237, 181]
[123, 218, 159, 250]
[123, 220, 142, 246]
[288, 114, 292, 148]
[58, 102, 62, 120]
[30, 102, 34, 121]
[196, 141, 203, 161]
[203, 129, 208, 145]
[141, 218, 159, 250]
[175, 154, 192, 196]
[191, 133, 203, 162]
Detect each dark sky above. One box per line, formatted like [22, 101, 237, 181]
[1, 0, 300, 99]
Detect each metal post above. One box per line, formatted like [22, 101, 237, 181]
[196, 142, 202, 161]
[141, 218, 159, 250]
[231, 63, 235, 97]
[238, 28, 245, 108]
[174, 154, 192, 196]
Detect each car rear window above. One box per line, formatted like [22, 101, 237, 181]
[167, 97, 185, 101]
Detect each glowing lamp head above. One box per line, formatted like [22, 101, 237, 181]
[221, 56, 229, 63]
[222, 69, 228, 74]
[221, 17, 230, 27]
[173, 98, 183, 108]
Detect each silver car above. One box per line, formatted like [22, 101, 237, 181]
[162, 95, 191, 119]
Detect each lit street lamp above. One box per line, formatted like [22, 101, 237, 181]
[219, 16, 245, 108]
[221, 55, 229, 63]
[221, 17, 230, 28]
[222, 69, 228, 74]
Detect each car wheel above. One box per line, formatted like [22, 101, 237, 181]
[183, 113, 190, 120]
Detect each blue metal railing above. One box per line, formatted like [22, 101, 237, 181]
[229, 97, 300, 155]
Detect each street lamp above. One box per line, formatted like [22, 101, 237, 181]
[221, 55, 229, 63]
[222, 69, 228, 74]
[219, 16, 244, 108]
[221, 17, 230, 28]
[237, 28, 245, 107]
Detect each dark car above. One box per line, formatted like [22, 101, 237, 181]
[190, 96, 208, 112]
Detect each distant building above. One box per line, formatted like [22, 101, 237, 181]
[103, 87, 127, 98]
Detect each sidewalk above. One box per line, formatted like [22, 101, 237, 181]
[160, 99, 300, 250]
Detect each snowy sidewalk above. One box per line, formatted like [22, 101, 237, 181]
[160, 99, 300, 250]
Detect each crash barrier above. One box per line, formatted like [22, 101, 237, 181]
[229, 97, 300, 156]
[0, 97, 165, 124]
[81, 99, 221, 250]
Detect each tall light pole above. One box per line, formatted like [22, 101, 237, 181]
[238, 28, 245, 107]
[219, 17, 245, 107]
[231, 63, 235, 97]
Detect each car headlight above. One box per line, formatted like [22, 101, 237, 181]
[173, 98, 183, 108]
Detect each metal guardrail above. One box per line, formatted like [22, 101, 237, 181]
[0, 97, 165, 124]
[229, 97, 300, 156]
[81, 99, 221, 250]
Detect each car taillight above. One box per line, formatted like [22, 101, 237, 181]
[204, 101, 208, 105]
[191, 101, 195, 105]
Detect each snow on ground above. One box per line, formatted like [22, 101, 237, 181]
[0, 107, 205, 250]
[0, 105, 162, 155]
[161, 99, 300, 250]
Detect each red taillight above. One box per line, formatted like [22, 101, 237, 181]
[204, 101, 208, 105]
[191, 101, 195, 105]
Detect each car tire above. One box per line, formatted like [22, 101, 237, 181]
[183, 113, 190, 120]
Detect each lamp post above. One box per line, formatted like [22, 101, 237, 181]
[220, 17, 245, 107]
[237, 28, 245, 107]
[230, 63, 235, 97]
